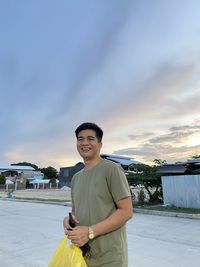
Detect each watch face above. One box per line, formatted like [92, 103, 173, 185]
[88, 227, 94, 239]
[89, 233, 94, 239]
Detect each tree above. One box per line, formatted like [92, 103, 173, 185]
[153, 159, 167, 166]
[40, 166, 58, 180]
[191, 155, 200, 159]
[0, 174, 5, 184]
[11, 162, 39, 170]
[126, 159, 166, 203]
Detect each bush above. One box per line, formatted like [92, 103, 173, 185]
[151, 190, 163, 203]
[0, 174, 5, 184]
[137, 189, 145, 205]
[50, 178, 57, 187]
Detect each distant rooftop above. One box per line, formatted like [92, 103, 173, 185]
[0, 165, 35, 171]
[186, 158, 200, 165]
[157, 164, 188, 174]
[101, 154, 142, 166]
[157, 158, 200, 175]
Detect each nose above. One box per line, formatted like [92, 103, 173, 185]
[80, 138, 89, 145]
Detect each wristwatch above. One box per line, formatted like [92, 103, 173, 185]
[88, 227, 95, 239]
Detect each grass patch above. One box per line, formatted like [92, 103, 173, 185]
[134, 204, 200, 214]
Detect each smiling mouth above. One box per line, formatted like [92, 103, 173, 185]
[81, 148, 91, 152]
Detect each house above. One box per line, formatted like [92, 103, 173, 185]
[157, 158, 200, 175]
[157, 158, 200, 209]
[59, 154, 142, 187]
[101, 154, 141, 173]
[59, 162, 84, 188]
[157, 164, 192, 175]
[0, 164, 44, 189]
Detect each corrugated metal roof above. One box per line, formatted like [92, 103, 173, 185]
[0, 165, 35, 171]
[101, 154, 141, 166]
[30, 179, 50, 184]
[186, 158, 200, 163]
[157, 165, 187, 174]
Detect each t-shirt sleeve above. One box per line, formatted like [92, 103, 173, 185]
[106, 162, 131, 202]
[70, 174, 76, 207]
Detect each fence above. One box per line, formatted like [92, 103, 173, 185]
[0, 184, 15, 191]
[162, 174, 200, 208]
[0, 183, 58, 191]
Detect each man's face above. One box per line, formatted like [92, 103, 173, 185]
[76, 129, 102, 160]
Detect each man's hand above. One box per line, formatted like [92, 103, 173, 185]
[67, 226, 89, 247]
[63, 216, 70, 235]
[63, 214, 79, 235]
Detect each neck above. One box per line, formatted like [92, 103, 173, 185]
[84, 156, 102, 170]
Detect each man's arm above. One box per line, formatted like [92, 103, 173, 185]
[67, 196, 133, 246]
[92, 196, 133, 237]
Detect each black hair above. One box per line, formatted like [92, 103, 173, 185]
[75, 122, 103, 142]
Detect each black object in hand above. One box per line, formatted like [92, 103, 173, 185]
[69, 212, 76, 227]
[68, 212, 90, 256]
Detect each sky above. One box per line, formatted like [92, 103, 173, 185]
[1, 0, 200, 170]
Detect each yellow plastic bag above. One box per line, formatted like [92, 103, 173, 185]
[48, 236, 87, 267]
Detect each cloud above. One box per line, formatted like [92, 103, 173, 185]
[128, 133, 154, 141]
[94, 58, 200, 138]
[113, 120, 200, 164]
[114, 143, 200, 165]
[0, 0, 136, 167]
[1, 1, 200, 168]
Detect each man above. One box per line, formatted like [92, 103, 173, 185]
[63, 122, 133, 267]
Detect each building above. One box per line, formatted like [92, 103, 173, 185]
[101, 154, 141, 173]
[157, 158, 200, 208]
[157, 158, 200, 175]
[59, 154, 142, 187]
[0, 164, 44, 189]
[59, 162, 84, 187]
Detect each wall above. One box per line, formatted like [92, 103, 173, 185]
[162, 174, 200, 208]
[59, 163, 84, 187]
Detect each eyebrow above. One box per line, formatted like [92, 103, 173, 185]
[78, 135, 95, 139]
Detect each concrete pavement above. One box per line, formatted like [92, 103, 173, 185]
[0, 200, 200, 267]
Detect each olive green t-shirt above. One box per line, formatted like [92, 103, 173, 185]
[71, 159, 131, 267]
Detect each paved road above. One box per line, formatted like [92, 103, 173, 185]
[0, 200, 200, 267]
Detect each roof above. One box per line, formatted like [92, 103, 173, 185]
[186, 158, 200, 165]
[30, 179, 50, 184]
[30, 179, 59, 184]
[157, 158, 200, 175]
[157, 164, 188, 174]
[27, 175, 44, 181]
[101, 154, 142, 166]
[6, 179, 14, 185]
[0, 165, 35, 171]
